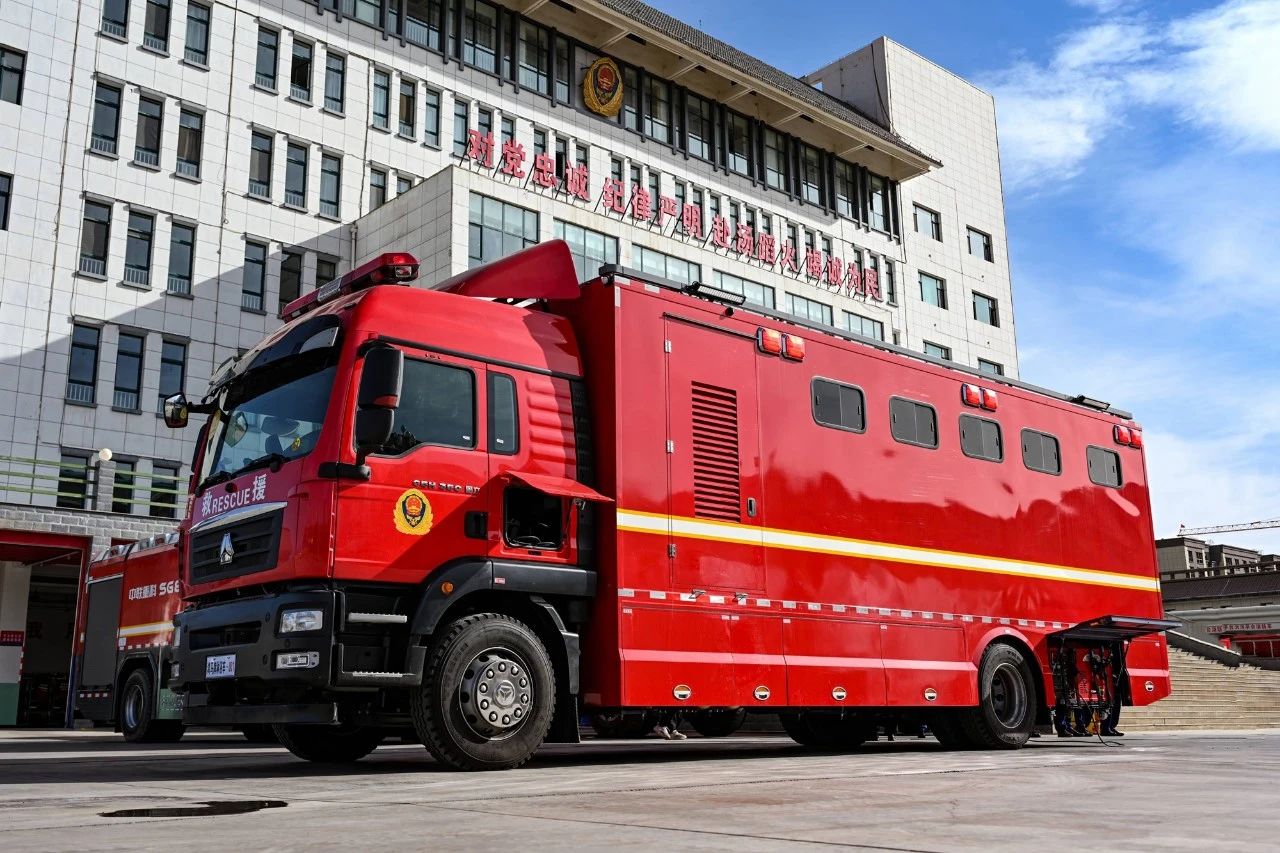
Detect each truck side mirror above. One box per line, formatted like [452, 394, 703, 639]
[354, 345, 404, 452]
[163, 393, 190, 428]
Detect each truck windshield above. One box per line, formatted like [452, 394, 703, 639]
[200, 362, 337, 487]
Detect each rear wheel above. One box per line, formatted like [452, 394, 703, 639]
[589, 709, 655, 739]
[119, 668, 184, 743]
[956, 643, 1036, 749]
[780, 711, 877, 750]
[273, 723, 383, 763]
[687, 708, 747, 738]
[412, 613, 556, 771]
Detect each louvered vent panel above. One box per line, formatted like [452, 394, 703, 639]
[690, 381, 741, 521]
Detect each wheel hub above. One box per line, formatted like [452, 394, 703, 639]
[459, 649, 533, 738]
[991, 662, 1028, 728]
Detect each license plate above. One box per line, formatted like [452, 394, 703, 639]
[205, 654, 236, 679]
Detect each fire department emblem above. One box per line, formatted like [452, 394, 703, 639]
[393, 488, 434, 536]
[583, 57, 623, 118]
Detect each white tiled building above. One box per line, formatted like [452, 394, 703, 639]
[0, 0, 1017, 723]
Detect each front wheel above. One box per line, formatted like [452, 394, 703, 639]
[273, 723, 383, 763]
[412, 612, 556, 771]
[687, 708, 747, 738]
[956, 643, 1036, 749]
[119, 668, 184, 743]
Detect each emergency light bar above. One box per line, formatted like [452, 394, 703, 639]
[281, 252, 420, 320]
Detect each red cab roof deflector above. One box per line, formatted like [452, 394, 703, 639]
[503, 471, 613, 503]
[431, 239, 581, 301]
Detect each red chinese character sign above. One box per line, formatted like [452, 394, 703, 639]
[500, 140, 526, 178]
[465, 130, 494, 169]
[565, 165, 590, 201]
[631, 186, 653, 221]
[602, 178, 626, 214]
[532, 154, 558, 189]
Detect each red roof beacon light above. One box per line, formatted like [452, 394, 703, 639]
[1129, 428, 1144, 449]
[782, 334, 806, 361]
[281, 252, 421, 320]
[1114, 425, 1132, 446]
[757, 328, 784, 355]
[961, 384, 983, 408]
[980, 388, 999, 412]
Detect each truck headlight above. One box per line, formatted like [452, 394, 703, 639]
[279, 608, 324, 633]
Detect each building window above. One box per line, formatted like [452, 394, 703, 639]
[868, 174, 888, 231]
[284, 142, 308, 208]
[468, 194, 538, 268]
[134, 96, 164, 167]
[923, 341, 952, 360]
[764, 129, 789, 191]
[686, 94, 713, 161]
[320, 152, 341, 218]
[648, 170, 661, 221]
[279, 250, 303, 312]
[323, 53, 345, 113]
[621, 67, 640, 131]
[353, 0, 381, 26]
[397, 175, 412, 195]
[968, 227, 994, 261]
[111, 459, 135, 514]
[844, 312, 885, 341]
[176, 109, 203, 178]
[79, 200, 111, 277]
[812, 379, 866, 433]
[121, 211, 154, 287]
[369, 167, 387, 209]
[113, 332, 145, 410]
[635, 246, 700, 287]
[1021, 429, 1061, 475]
[575, 143, 589, 167]
[101, 0, 128, 38]
[554, 220, 618, 282]
[57, 453, 91, 509]
[290, 40, 313, 101]
[0, 47, 25, 105]
[973, 292, 1000, 327]
[405, 0, 443, 51]
[255, 26, 278, 89]
[960, 415, 1003, 463]
[786, 293, 833, 326]
[800, 144, 823, 205]
[914, 205, 941, 240]
[835, 161, 856, 220]
[372, 69, 390, 129]
[977, 358, 1004, 376]
[518, 21, 550, 93]
[419, 88, 441, 148]
[727, 111, 750, 175]
[920, 272, 947, 309]
[150, 463, 180, 518]
[890, 397, 938, 449]
[1086, 446, 1123, 488]
[715, 271, 775, 309]
[91, 83, 121, 156]
[67, 325, 101, 404]
[143, 0, 171, 52]
[0, 172, 9, 231]
[249, 131, 273, 199]
[398, 79, 416, 137]
[184, 2, 210, 65]
[554, 36, 571, 103]
[643, 77, 671, 144]
[242, 241, 266, 311]
[477, 106, 493, 141]
[167, 222, 195, 294]
[462, 0, 498, 73]
[883, 260, 897, 304]
[315, 256, 337, 287]
[453, 98, 469, 156]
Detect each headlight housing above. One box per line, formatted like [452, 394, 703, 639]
[279, 608, 324, 633]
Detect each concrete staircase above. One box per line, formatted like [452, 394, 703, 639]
[1123, 647, 1280, 731]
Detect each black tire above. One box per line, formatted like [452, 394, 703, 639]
[687, 708, 747, 738]
[412, 612, 556, 771]
[273, 723, 383, 763]
[589, 709, 655, 739]
[927, 711, 974, 749]
[956, 643, 1036, 749]
[240, 724, 279, 744]
[119, 668, 185, 743]
[780, 711, 876, 750]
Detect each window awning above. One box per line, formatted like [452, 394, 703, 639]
[503, 471, 613, 504]
[1050, 615, 1181, 642]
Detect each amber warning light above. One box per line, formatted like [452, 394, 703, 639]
[281, 252, 420, 320]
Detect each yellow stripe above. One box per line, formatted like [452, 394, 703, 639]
[117, 621, 173, 637]
[616, 509, 1160, 593]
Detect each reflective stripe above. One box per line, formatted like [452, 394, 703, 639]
[616, 509, 1160, 593]
[118, 621, 173, 638]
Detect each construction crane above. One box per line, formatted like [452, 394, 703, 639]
[1178, 518, 1280, 536]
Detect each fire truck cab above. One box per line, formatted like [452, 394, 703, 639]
[164, 241, 1173, 770]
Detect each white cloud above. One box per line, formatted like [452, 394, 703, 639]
[1067, 0, 1141, 13]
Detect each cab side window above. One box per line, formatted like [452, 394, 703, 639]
[488, 373, 518, 455]
[504, 486, 563, 550]
[383, 358, 476, 454]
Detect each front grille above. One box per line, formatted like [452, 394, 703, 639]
[190, 508, 284, 583]
[190, 621, 262, 651]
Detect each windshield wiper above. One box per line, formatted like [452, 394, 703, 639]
[197, 452, 288, 496]
[196, 469, 235, 495]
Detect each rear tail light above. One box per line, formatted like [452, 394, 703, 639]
[757, 328, 783, 355]
[1114, 425, 1132, 446]
[782, 334, 806, 360]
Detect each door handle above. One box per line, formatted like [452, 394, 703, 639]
[746, 497, 758, 518]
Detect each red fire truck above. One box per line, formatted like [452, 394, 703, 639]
[72, 534, 186, 742]
[161, 241, 1174, 770]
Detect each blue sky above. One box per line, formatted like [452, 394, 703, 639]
[648, 0, 1280, 553]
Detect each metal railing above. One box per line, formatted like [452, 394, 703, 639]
[166, 273, 191, 295]
[320, 199, 339, 218]
[65, 382, 95, 404]
[248, 179, 270, 200]
[133, 147, 160, 167]
[112, 389, 139, 410]
[284, 188, 306, 208]
[143, 33, 168, 52]
[90, 135, 117, 156]
[184, 46, 206, 65]
[290, 84, 310, 102]
[255, 72, 276, 90]
[79, 255, 106, 277]
[100, 18, 126, 38]
[123, 265, 150, 287]
[241, 291, 264, 311]
[0, 454, 188, 516]
[176, 158, 199, 178]
[399, 121, 415, 137]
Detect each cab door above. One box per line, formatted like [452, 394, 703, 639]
[335, 350, 490, 586]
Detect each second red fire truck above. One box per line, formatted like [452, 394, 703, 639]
[153, 241, 1172, 770]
